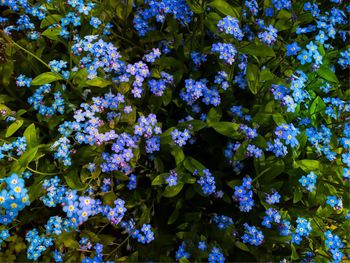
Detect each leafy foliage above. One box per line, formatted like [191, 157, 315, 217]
[0, 0, 349, 262]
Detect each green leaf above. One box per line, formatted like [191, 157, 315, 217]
[23, 124, 38, 149]
[5, 119, 23, 137]
[179, 257, 190, 263]
[162, 88, 172, 106]
[294, 160, 320, 172]
[183, 157, 206, 173]
[41, 27, 61, 40]
[152, 173, 168, 185]
[18, 146, 39, 168]
[64, 169, 85, 190]
[115, 171, 130, 181]
[207, 108, 222, 124]
[170, 146, 185, 165]
[246, 63, 260, 94]
[163, 183, 184, 198]
[177, 120, 207, 132]
[208, 0, 240, 19]
[235, 241, 250, 252]
[238, 43, 276, 57]
[31, 72, 62, 86]
[317, 66, 338, 83]
[40, 14, 62, 28]
[309, 96, 326, 116]
[293, 187, 303, 204]
[168, 209, 180, 224]
[86, 77, 112, 88]
[210, 121, 240, 138]
[291, 244, 299, 260]
[272, 113, 286, 125]
[254, 158, 285, 182]
[186, 0, 205, 14]
[205, 12, 222, 33]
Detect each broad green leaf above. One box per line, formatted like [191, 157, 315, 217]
[294, 160, 320, 172]
[177, 120, 207, 132]
[18, 146, 39, 167]
[170, 146, 185, 165]
[272, 113, 286, 125]
[115, 171, 130, 181]
[40, 14, 62, 28]
[152, 173, 168, 185]
[293, 187, 303, 203]
[86, 77, 112, 88]
[205, 12, 222, 33]
[238, 43, 275, 57]
[5, 119, 23, 137]
[41, 27, 61, 40]
[247, 63, 259, 94]
[208, 0, 240, 18]
[168, 209, 179, 224]
[163, 183, 184, 198]
[186, 0, 205, 14]
[317, 66, 338, 83]
[291, 244, 299, 260]
[23, 123, 38, 149]
[179, 257, 190, 263]
[207, 108, 222, 124]
[64, 169, 85, 190]
[210, 121, 240, 138]
[309, 96, 326, 116]
[254, 158, 285, 182]
[162, 88, 172, 106]
[31, 72, 62, 86]
[235, 241, 250, 252]
[183, 157, 206, 173]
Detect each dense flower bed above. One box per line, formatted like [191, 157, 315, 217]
[0, 0, 349, 262]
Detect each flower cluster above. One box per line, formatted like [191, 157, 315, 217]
[191, 52, 207, 67]
[0, 230, 10, 247]
[306, 125, 336, 161]
[148, 71, 173, 96]
[175, 242, 190, 261]
[299, 172, 317, 192]
[41, 177, 127, 227]
[196, 169, 216, 195]
[258, 25, 278, 46]
[213, 214, 234, 229]
[212, 43, 237, 65]
[324, 230, 345, 263]
[291, 217, 312, 245]
[241, 223, 264, 246]
[274, 123, 300, 148]
[16, 74, 32, 87]
[48, 60, 69, 79]
[166, 170, 178, 186]
[262, 208, 281, 228]
[233, 177, 254, 212]
[133, 0, 193, 36]
[79, 238, 115, 263]
[0, 173, 30, 225]
[180, 78, 220, 106]
[326, 196, 342, 210]
[27, 84, 65, 116]
[208, 247, 225, 263]
[0, 137, 27, 160]
[26, 229, 53, 260]
[217, 16, 244, 40]
[265, 192, 281, 205]
[171, 128, 191, 147]
[72, 35, 123, 79]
